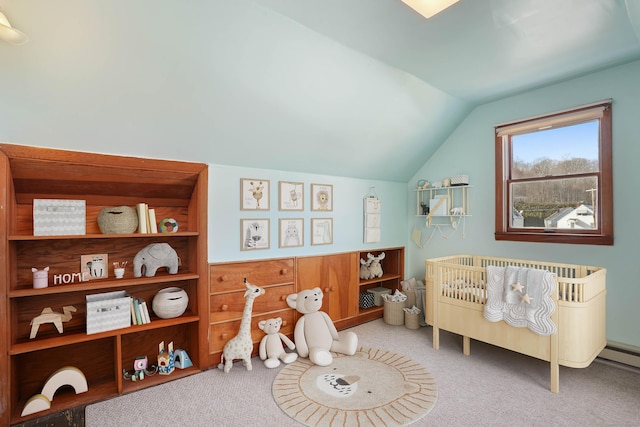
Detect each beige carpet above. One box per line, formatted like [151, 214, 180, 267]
[272, 347, 437, 426]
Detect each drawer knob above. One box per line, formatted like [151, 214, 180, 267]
[221, 333, 228, 340]
[280, 268, 288, 275]
[280, 295, 287, 301]
[324, 287, 329, 293]
[221, 304, 228, 311]
[218, 274, 228, 282]
[282, 320, 288, 326]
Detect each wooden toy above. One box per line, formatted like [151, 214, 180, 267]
[157, 341, 175, 375]
[21, 366, 88, 416]
[29, 306, 77, 339]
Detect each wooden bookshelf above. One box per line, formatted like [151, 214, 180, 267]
[0, 144, 208, 425]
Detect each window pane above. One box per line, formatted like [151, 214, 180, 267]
[512, 121, 599, 179]
[511, 176, 598, 229]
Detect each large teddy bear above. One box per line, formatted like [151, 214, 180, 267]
[286, 288, 358, 366]
[258, 317, 297, 368]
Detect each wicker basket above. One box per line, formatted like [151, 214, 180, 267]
[404, 311, 420, 330]
[383, 300, 405, 326]
[97, 206, 138, 234]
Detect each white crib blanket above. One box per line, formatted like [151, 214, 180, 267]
[483, 265, 557, 336]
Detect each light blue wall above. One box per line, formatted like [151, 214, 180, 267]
[209, 165, 407, 262]
[407, 59, 640, 348]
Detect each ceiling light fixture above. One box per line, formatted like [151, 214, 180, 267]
[0, 10, 28, 45]
[401, 0, 460, 19]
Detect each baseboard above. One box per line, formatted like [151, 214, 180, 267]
[597, 341, 640, 370]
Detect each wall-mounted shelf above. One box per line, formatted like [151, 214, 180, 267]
[415, 185, 471, 227]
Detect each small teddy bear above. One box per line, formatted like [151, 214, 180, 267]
[286, 288, 358, 366]
[258, 317, 297, 368]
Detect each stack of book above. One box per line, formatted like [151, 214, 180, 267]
[130, 296, 151, 325]
[136, 203, 158, 234]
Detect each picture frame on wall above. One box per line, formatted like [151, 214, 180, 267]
[240, 178, 270, 210]
[311, 183, 333, 211]
[279, 218, 304, 248]
[279, 181, 304, 211]
[311, 218, 333, 245]
[240, 218, 270, 250]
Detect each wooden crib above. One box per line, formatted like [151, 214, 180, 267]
[425, 255, 607, 393]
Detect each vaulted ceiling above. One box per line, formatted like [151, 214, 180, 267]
[1, 0, 639, 182]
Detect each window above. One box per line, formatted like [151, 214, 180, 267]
[495, 101, 613, 245]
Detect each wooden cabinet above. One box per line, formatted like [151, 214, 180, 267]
[207, 258, 296, 367]
[296, 247, 404, 329]
[357, 247, 405, 320]
[296, 252, 359, 329]
[0, 144, 208, 426]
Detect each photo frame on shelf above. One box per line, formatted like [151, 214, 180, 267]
[240, 218, 270, 250]
[240, 178, 270, 210]
[279, 218, 304, 248]
[80, 253, 109, 280]
[311, 218, 333, 245]
[311, 183, 333, 211]
[278, 181, 304, 211]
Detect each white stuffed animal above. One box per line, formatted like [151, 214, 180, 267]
[359, 258, 372, 280]
[286, 288, 358, 366]
[367, 252, 386, 278]
[258, 317, 297, 368]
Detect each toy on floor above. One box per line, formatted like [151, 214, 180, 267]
[29, 306, 77, 339]
[286, 288, 357, 366]
[258, 317, 297, 368]
[218, 278, 265, 373]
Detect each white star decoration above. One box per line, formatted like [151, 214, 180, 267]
[511, 282, 524, 293]
[520, 293, 533, 304]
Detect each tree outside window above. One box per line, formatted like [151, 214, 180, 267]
[495, 101, 613, 245]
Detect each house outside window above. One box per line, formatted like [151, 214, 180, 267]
[494, 100, 613, 245]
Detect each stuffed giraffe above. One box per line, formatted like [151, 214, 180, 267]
[218, 278, 265, 373]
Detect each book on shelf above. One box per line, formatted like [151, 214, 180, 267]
[136, 203, 148, 234]
[129, 297, 136, 325]
[133, 298, 143, 325]
[139, 300, 151, 324]
[148, 208, 158, 234]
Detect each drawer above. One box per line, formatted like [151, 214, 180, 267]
[210, 258, 294, 293]
[209, 310, 294, 354]
[210, 284, 294, 323]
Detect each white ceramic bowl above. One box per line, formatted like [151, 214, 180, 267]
[152, 287, 189, 319]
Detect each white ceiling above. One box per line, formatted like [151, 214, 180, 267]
[1, 0, 639, 182]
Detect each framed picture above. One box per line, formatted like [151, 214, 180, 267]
[81, 253, 109, 280]
[311, 183, 333, 211]
[311, 218, 333, 245]
[240, 178, 270, 210]
[279, 181, 304, 211]
[279, 218, 304, 248]
[240, 218, 270, 250]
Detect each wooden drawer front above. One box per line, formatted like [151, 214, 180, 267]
[210, 284, 294, 322]
[210, 259, 294, 293]
[209, 310, 294, 354]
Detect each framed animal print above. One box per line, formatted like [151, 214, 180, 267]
[279, 181, 304, 211]
[240, 219, 270, 251]
[311, 183, 333, 211]
[279, 218, 304, 248]
[241, 178, 270, 210]
[311, 218, 333, 245]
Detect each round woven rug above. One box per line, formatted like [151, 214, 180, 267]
[272, 347, 437, 426]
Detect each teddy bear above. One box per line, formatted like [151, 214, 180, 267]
[258, 317, 298, 368]
[286, 288, 358, 366]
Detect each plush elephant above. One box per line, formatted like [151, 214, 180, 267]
[133, 243, 179, 277]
